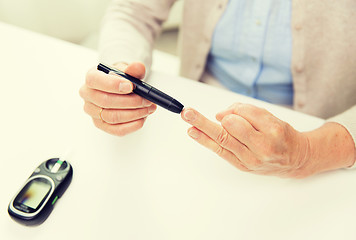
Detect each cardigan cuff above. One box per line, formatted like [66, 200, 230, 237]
[327, 105, 356, 169]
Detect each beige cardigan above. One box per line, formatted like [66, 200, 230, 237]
[99, 0, 356, 149]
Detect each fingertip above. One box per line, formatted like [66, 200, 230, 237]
[148, 104, 157, 114]
[181, 107, 197, 123]
[187, 127, 200, 139]
[180, 107, 188, 120]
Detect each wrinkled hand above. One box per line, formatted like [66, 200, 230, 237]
[79, 62, 157, 136]
[181, 103, 312, 178]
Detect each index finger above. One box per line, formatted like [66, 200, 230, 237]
[85, 67, 134, 94]
[181, 107, 244, 151]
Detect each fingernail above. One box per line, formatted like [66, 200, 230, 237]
[188, 128, 200, 139]
[119, 82, 132, 93]
[183, 109, 197, 122]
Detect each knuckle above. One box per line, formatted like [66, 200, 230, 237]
[233, 103, 267, 117]
[247, 129, 258, 143]
[263, 142, 278, 156]
[255, 139, 275, 159]
[216, 129, 230, 146]
[221, 114, 234, 127]
[98, 92, 111, 107]
[231, 102, 241, 108]
[253, 135, 265, 149]
[233, 103, 250, 115]
[227, 102, 240, 111]
[214, 145, 225, 156]
[107, 110, 121, 124]
[269, 122, 285, 137]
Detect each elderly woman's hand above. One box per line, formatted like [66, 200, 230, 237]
[79, 62, 157, 136]
[181, 103, 356, 178]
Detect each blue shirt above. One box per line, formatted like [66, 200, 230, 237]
[207, 0, 293, 105]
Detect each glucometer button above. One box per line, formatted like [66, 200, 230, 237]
[56, 176, 63, 181]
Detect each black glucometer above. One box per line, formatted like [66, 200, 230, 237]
[8, 158, 73, 226]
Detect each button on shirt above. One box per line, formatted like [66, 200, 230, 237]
[207, 0, 293, 105]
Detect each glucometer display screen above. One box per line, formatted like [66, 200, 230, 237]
[16, 179, 51, 210]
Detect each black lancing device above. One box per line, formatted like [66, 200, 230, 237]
[97, 63, 184, 114]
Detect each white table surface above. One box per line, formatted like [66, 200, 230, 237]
[1, 21, 356, 240]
